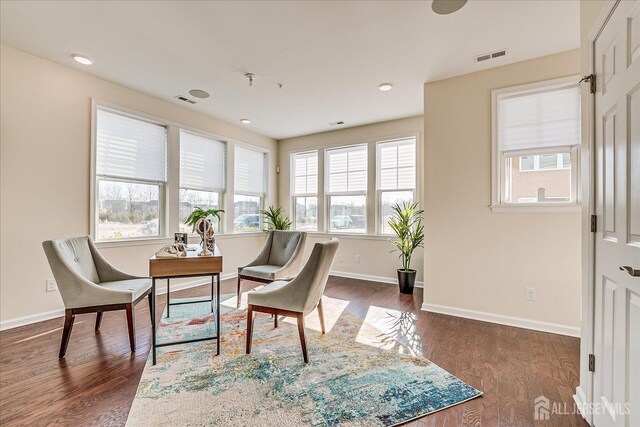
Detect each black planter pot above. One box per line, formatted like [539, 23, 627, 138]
[397, 269, 417, 294]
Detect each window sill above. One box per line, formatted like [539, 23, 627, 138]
[301, 232, 393, 241]
[95, 232, 268, 249]
[489, 204, 582, 213]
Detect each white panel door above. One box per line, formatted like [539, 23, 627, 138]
[593, 1, 640, 426]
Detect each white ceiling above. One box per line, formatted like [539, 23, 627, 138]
[0, 0, 580, 140]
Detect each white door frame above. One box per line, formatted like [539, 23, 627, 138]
[574, 1, 621, 425]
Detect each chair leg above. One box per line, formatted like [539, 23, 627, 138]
[237, 276, 243, 307]
[274, 315, 278, 328]
[125, 303, 136, 352]
[95, 312, 103, 331]
[296, 313, 309, 363]
[147, 292, 153, 325]
[317, 298, 326, 335]
[246, 305, 254, 354]
[59, 309, 75, 358]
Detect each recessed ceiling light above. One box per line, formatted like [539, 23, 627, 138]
[378, 83, 393, 91]
[240, 119, 251, 124]
[71, 54, 93, 65]
[432, 0, 468, 15]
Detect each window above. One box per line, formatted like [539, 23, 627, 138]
[95, 108, 167, 240]
[492, 77, 580, 209]
[234, 146, 267, 232]
[326, 145, 367, 233]
[377, 138, 416, 233]
[179, 131, 226, 233]
[291, 151, 318, 231]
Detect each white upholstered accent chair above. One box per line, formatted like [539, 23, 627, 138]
[42, 236, 152, 358]
[246, 238, 339, 363]
[237, 230, 307, 305]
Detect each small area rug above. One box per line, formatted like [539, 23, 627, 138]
[126, 293, 481, 426]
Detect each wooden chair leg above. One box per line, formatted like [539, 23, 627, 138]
[125, 303, 136, 352]
[246, 305, 254, 354]
[317, 298, 326, 335]
[95, 312, 103, 331]
[296, 313, 309, 363]
[274, 315, 278, 328]
[237, 276, 243, 307]
[59, 309, 75, 358]
[147, 292, 153, 325]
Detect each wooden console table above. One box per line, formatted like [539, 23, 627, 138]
[148, 245, 223, 365]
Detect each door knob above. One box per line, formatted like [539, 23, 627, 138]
[620, 266, 640, 277]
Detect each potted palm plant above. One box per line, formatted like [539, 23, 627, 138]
[388, 201, 424, 294]
[260, 206, 292, 231]
[184, 207, 224, 249]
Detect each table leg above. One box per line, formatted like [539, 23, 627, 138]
[151, 278, 157, 365]
[216, 273, 221, 356]
[166, 278, 170, 318]
[211, 275, 214, 313]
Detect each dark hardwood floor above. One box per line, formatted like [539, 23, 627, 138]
[0, 277, 587, 427]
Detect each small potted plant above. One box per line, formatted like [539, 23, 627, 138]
[388, 201, 424, 294]
[260, 206, 292, 231]
[184, 207, 224, 249]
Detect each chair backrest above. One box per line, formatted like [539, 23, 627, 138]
[42, 236, 101, 307]
[267, 230, 306, 266]
[288, 238, 339, 314]
[43, 236, 100, 283]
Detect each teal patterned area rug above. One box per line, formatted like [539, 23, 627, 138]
[126, 294, 481, 426]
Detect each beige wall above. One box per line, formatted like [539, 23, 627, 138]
[0, 45, 276, 325]
[423, 49, 582, 331]
[278, 116, 424, 283]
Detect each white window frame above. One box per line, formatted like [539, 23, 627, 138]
[325, 144, 368, 234]
[178, 130, 227, 235]
[290, 150, 319, 232]
[91, 100, 272, 245]
[91, 104, 169, 242]
[490, 76, 581, 213]
[233, 145, 269, 233]
[375, 137, 417, 235]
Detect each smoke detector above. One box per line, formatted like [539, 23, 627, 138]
[474, 49, 507, 63]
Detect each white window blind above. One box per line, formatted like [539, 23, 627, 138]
[180, 131, 226, 192]
[96, 109, 167, 182]
[377, 138, 416, 190]
[327, 145, 367, 194]
[497, 84, 580, 152]
[234, 146, 267, 196]
[292, 151, 318, 195]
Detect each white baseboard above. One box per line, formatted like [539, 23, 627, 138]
[573, 386, 593, 426]
[330, 270, 424, 288]
[0, 309, 67, 331]
[0, 272, 238, 332]
[421, 302, 580, 337]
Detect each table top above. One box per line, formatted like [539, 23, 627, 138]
[149, 244, 223, 278]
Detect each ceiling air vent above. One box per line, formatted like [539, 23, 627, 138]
[175, 95, 196, 104]
[474, 49, 507, 63]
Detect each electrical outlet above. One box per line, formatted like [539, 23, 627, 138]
[526, 287, 536, 301]
[46, 279, 57, 292]
[355, 255, 361, 263]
